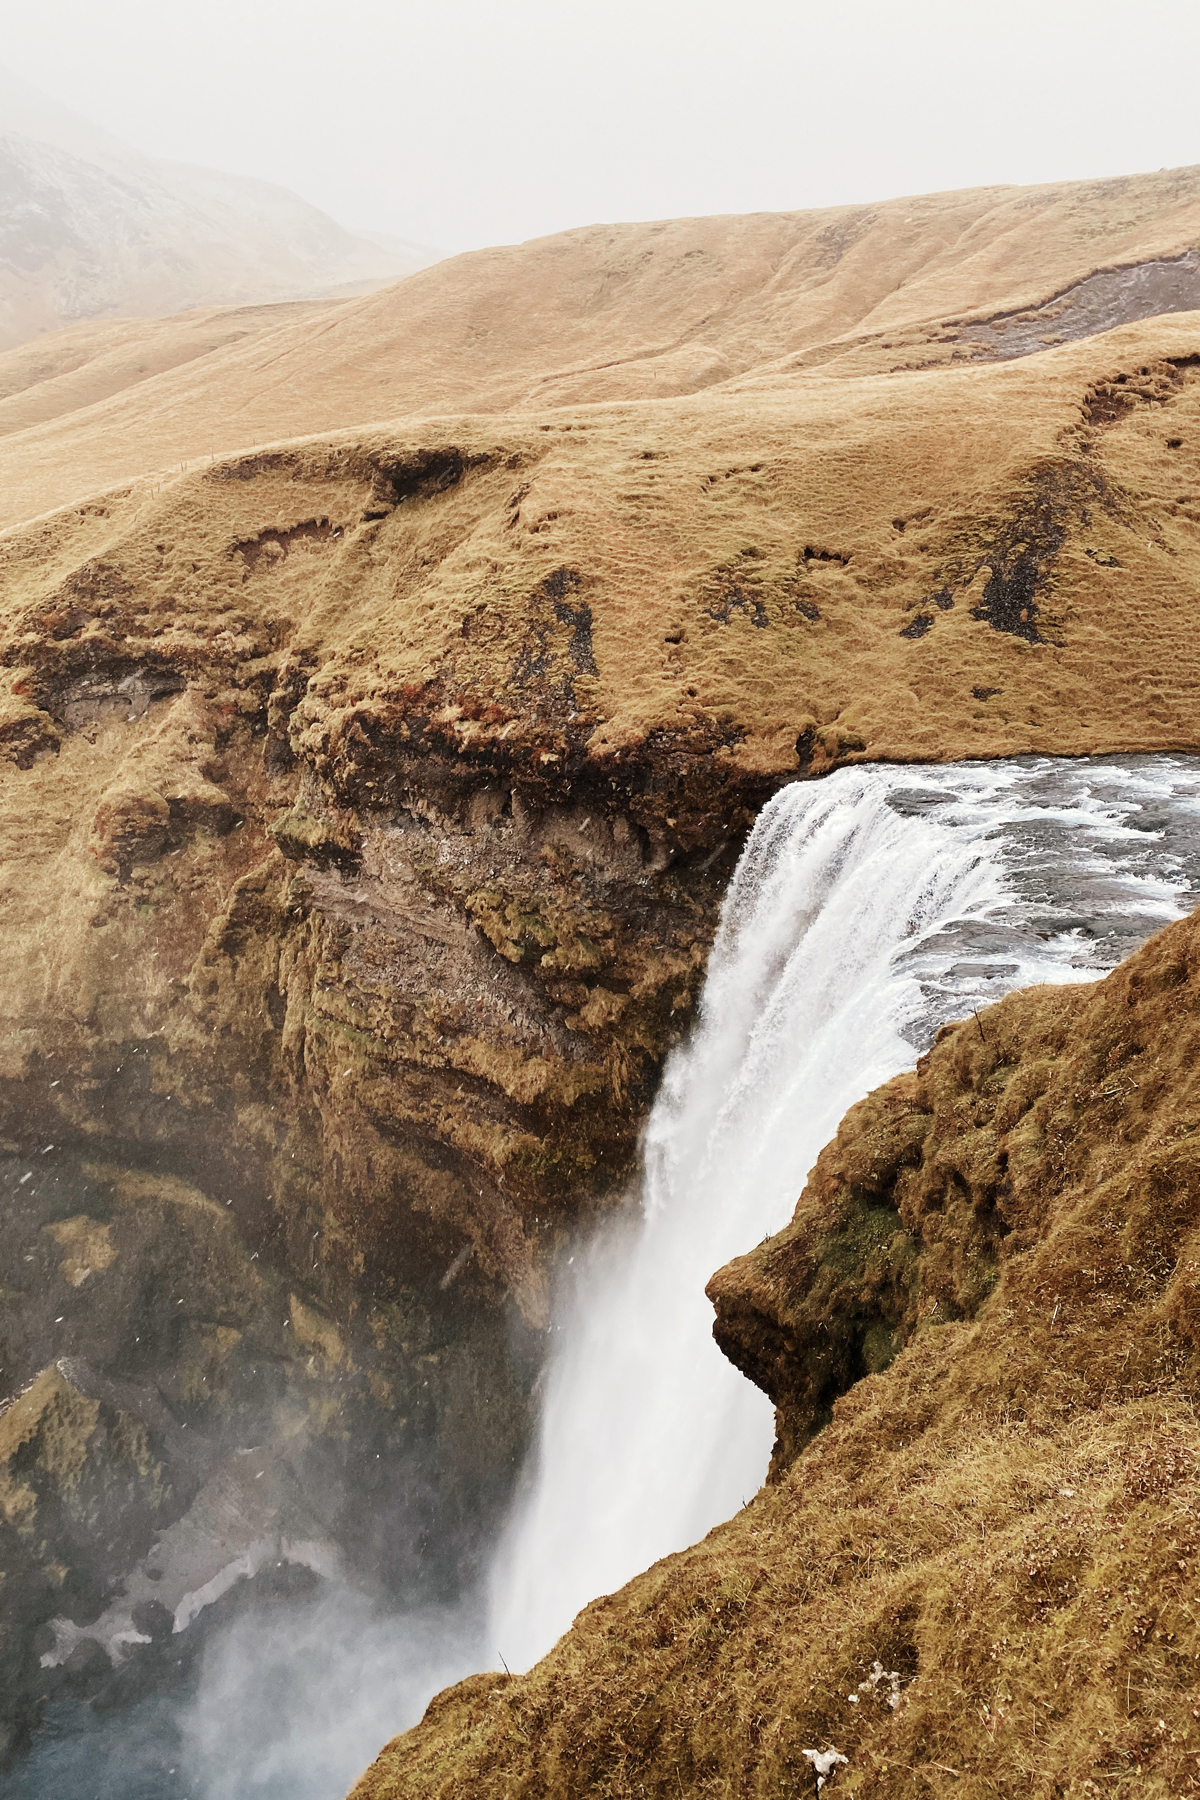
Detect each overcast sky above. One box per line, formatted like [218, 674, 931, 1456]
[3, 0, 1199, 253]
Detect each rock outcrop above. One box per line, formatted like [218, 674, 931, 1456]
[0, 438, 738, 1755]
[0, 1146, 533, 1761]
[353, 906, 1200, 1799]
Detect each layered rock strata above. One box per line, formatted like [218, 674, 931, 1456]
[0, 440, 739, 1756]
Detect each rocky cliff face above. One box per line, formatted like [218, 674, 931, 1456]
[6, 343, 1200, 1365]
[0, 1140, 535, 1761]
[0, 437, 742, 1757]
[353, 906, 1200, 1800]
[5, 323, 1200, 1759]
[7, 168, 1200, 1775]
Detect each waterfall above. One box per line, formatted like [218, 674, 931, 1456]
[489, 755, 1200, 1671]
[17, 756, 1200, 1799]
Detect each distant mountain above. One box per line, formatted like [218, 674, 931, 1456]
[0, 64, 438, 349]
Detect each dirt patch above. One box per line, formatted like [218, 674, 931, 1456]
[509, 567, 599, 706]
[898, 614, 933, 639]
[207, 450, 301, 483]
[932, 459, 1103, 646]
[378, 446, 497, 511]
[232, 518, 340, 575]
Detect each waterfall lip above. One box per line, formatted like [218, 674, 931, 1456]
[488, 750, 1200, 1673]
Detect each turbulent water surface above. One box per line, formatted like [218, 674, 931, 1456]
[16, 754, 1200, 1797]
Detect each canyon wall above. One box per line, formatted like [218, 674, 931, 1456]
[6, 320, 1200, 1338]
[5, 169, 1200, 1765]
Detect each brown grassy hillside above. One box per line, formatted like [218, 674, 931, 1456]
[6, 164, 1200, 528]
[352, 905, 1200, 1800]
[4, 310, 1200, 1323]
[0, 299, 333, 439]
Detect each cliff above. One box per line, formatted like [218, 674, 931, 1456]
[6, 165, 1200, 1764]
[5, 309, 1200, 1336]
[352, 904, 1200, 1799]
[0, 1153, 530, 1760]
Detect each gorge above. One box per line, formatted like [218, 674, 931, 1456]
[5, 161, 1200, 1798]
[12, 753, 1200, 1798]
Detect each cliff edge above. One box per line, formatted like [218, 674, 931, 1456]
[352, 904, 1200, 1798]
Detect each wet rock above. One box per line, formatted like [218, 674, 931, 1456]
[0, 1151, 538, 1763]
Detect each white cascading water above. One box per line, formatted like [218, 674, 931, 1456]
[489, 755, 1200, 1672]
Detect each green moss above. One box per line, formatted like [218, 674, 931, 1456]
[820, 1200, 912, 1279]
[861, 1319, 901, 1374]
[269, 800, 359, 869]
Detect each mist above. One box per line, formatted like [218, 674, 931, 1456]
[182, 1590, 480, 1800]
[13, 1589, 483, 1800]
[2, 0, 1199, 253]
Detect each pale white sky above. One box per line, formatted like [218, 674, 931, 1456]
[2, 0, 1198, 253]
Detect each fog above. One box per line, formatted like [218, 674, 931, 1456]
[181, 1592, 479, 1800]
[2, 0, 1198, 254]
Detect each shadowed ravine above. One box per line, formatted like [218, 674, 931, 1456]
[10, 752, 1200, 1799]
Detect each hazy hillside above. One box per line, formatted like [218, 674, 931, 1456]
[0, 64, 435, 352]
[2, 162, 1200, 526]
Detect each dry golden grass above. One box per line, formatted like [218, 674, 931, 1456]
[7, 313, 1200, 815]
[0, 300, 333, 440]
[352, 908, 1200, 1800]
[5, 163, 1200, 529]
